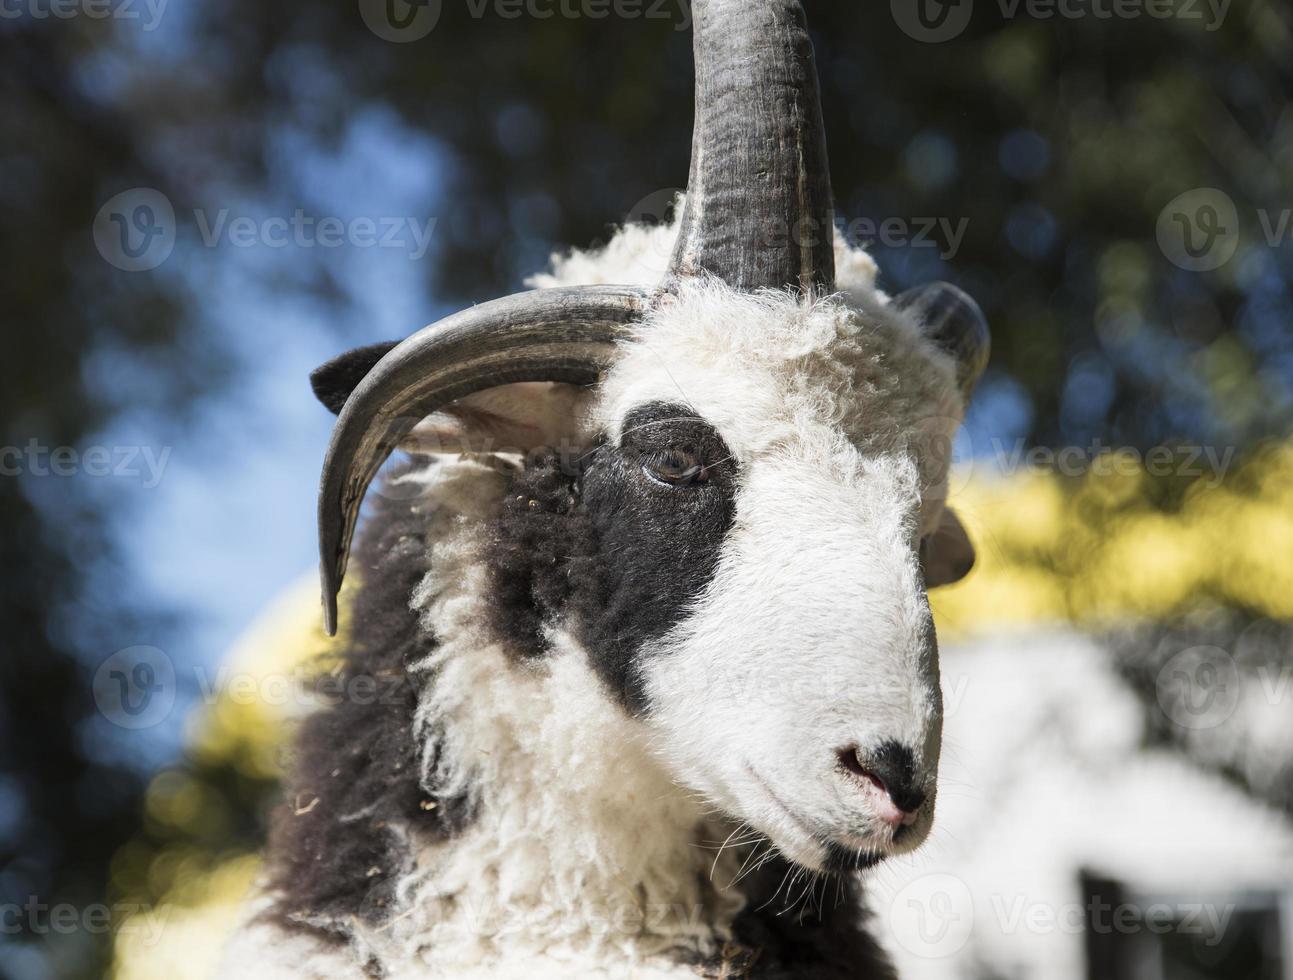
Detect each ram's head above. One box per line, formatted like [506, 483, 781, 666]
[312, 0, 987, 873]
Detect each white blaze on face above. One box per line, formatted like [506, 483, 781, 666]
[593, 279, 962, 870]
[642, 453, 942, 869]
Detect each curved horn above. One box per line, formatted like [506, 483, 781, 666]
[318, 285, 649, 635]
[895, 282, 991, 404]
[668, 0, 835, 294]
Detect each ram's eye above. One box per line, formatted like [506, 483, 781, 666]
[643, 449, 707, 487]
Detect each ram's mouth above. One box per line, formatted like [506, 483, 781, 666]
[740, 762, 888, 874]
[740, 761, 910, 874]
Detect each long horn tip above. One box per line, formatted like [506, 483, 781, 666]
[321, 578, 339, 637]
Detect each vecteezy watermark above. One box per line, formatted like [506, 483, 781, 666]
[617, 186, 686, 262]
[94, 189, 438, 271]
[990, 439, 1236, 487]
[93, 649, 415, 729]
[94, 188, 177, 273]
[0, 899, 169, 946]
[911, 423, 1236, 494]
[891, 0, 1230, 42]
[995, 0, 1230, 30]
[1156, 188, 1241, 272]
[695, 662, 973, 715]
[1156, 646, 1240, 729]
[358, 0, 441, 41]
[839, 215, 970, 261]
[889, 873, 975, 958]
[0, 440, 171, 487]
[93, 647, 176, 730]
[1256, 662, 1293, 707]
[0, 0, 168, 31]
[353, 421, 596, 502]
[889, 875, 1237, 959]
[990, 894, 1235, 945]
[464, 0, 692, 29]
[398, 895, 716, 942]
[192, 209, 437, 260]
[890, 0, 975, 43]
[1157, 187, 1293, 271]
[193, 665, 411, 710]
[359, 0, 692, 42]
[1155, 644, 1292, 731]
[606, 186, 972, 260]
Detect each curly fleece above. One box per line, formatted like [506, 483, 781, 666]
[223, 214, 957, 978]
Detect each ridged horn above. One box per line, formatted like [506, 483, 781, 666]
[668, 0, 836, 294]
[895, 282, 991, 403]
[317, 285, 649, 635]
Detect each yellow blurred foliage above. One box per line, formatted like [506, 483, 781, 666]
[112, 441, 1293, 979]
[112, 856, 259, 980]
[186, 574, 348, 782]
[933, 439, 1293, 633]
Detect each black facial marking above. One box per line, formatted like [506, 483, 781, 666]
[689, 850, 899, 979]
[867, 740, 922, 813]
[820, 841, 886, 874]
[484, 401, 738, 710]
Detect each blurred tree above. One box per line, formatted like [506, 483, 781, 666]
[0, 25, 191, 980]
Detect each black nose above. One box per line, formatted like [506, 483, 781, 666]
[840, 740, 927, 814]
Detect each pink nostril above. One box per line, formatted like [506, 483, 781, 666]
[868, 780, 919, 829]
[838, 746, 926, 830]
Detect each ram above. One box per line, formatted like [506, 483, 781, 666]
[224, 1, 989, 976]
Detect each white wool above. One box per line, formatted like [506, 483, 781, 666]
[596, 280, 961, 492]
[221, 910, 368, 979]
[526, 194, 883, 300]
[525, 208, 680, 289]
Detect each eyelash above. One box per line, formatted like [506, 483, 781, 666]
[641, 449, 709, 487]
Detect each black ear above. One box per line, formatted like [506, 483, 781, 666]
[920, 507, 976, 588]
[310, 342, 400, 415]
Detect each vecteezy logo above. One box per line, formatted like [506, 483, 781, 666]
[624, 187, 685, 262]
[891, 0, 974, 43]
[1156, 188, 1240, 272]
[358, 0, 441, 42]
[889, 873, 974, 958]
[93, 188, 176, 272]
[1156, 645, 1240, 731]
[912, 412, 973, 498]
[93, 646, 176, 729]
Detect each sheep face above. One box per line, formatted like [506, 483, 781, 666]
[587, 285, 961, 873]
[592, 284, 962, 871]
[314, 266, 978, 877]
[465, 280, 971, 873]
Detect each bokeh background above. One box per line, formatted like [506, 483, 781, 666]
[3, 0, 1293, 977]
